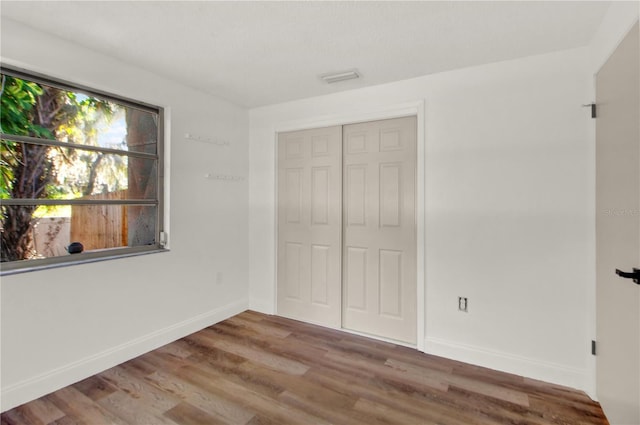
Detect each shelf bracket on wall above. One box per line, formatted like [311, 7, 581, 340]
[205, 173, 244, 182]
[185, 133, 229, 146]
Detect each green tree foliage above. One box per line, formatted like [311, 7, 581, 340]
[1, 74, 117, 261]
[1, 75, 60, 261]
[0, 76, 54, 198]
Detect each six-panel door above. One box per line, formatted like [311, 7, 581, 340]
[342, 116, 417, 344]
[277, 126, 343, 328]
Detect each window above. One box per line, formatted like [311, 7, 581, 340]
[0, 67, 165, 274]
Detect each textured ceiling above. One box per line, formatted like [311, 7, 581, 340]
[1, 1, 610, 108]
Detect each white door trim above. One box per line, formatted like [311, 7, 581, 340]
[272, 100, 426, 351]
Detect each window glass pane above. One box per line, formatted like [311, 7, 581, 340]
[0, 74, 157, 155]
[1, 140, 157, 200]
[1, 205, 157, 262]
[1, 69, 162, 267]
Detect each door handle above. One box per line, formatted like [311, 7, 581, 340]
[615, 268, 640, 285]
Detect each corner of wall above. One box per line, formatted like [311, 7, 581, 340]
[249, 298, 275, 315]
[589, 2, 640, 73]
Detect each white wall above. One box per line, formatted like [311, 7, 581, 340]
[589, 2, 640, 73]
[249, 47, 594, 392]
[1, 19, 250, 411]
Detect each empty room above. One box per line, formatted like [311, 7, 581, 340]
[1, 1, 639, 424]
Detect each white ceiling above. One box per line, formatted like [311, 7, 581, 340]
[1, 1, 610, 108]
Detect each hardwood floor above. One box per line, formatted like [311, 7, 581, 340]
[1, 311, 609, 425]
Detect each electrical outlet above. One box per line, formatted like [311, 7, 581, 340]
[458, 297, 468, 312]
[216, 272, 224, 285]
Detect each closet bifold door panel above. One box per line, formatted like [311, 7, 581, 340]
[342, 116, 417, 344]
[277, 126, 343, 328]
[276, 117, 417, 344]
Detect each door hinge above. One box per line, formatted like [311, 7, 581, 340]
[591, 340, 597, 356]
[582, 103, 596, 118]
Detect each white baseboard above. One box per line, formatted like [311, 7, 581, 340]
[424, 336, 592, 396]
[1, 299, 249, 412]
[249, 297, 275, 315]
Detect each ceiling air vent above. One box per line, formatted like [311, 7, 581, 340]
[319, 69, 360, 84]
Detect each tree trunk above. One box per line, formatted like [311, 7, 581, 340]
[125, 109, 157, 247]
[1, 205, 37, 261]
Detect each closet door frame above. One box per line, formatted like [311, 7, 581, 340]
[273, 101, 426, 351]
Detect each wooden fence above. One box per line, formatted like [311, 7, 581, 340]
[70, 190, 128, 250]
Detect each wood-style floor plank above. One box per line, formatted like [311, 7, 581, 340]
[97, 391, 180, 425]
[163, 402, 227, 425]
[72, 375, 118, 402]
[45, 386, 129, 425]
[1, 310, 610, 425]
[1, 398, 65, 425]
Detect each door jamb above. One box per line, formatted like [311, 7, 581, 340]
[273, 100, 426, 351]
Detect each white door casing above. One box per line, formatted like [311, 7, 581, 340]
[342, 116, 417, 344]
[277, 126, 342, 328]
[595, 22, 640, 425]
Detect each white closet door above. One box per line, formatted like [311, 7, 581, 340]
[277, 126, 342, 328]
[342, 116, 417, 344]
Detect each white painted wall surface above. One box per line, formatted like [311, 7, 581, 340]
[589, 2, 640, 73]
[249, 48, 594, 392]
[1, 19, 250, 411]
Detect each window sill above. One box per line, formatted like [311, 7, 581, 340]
[0, 246, 169, 276]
